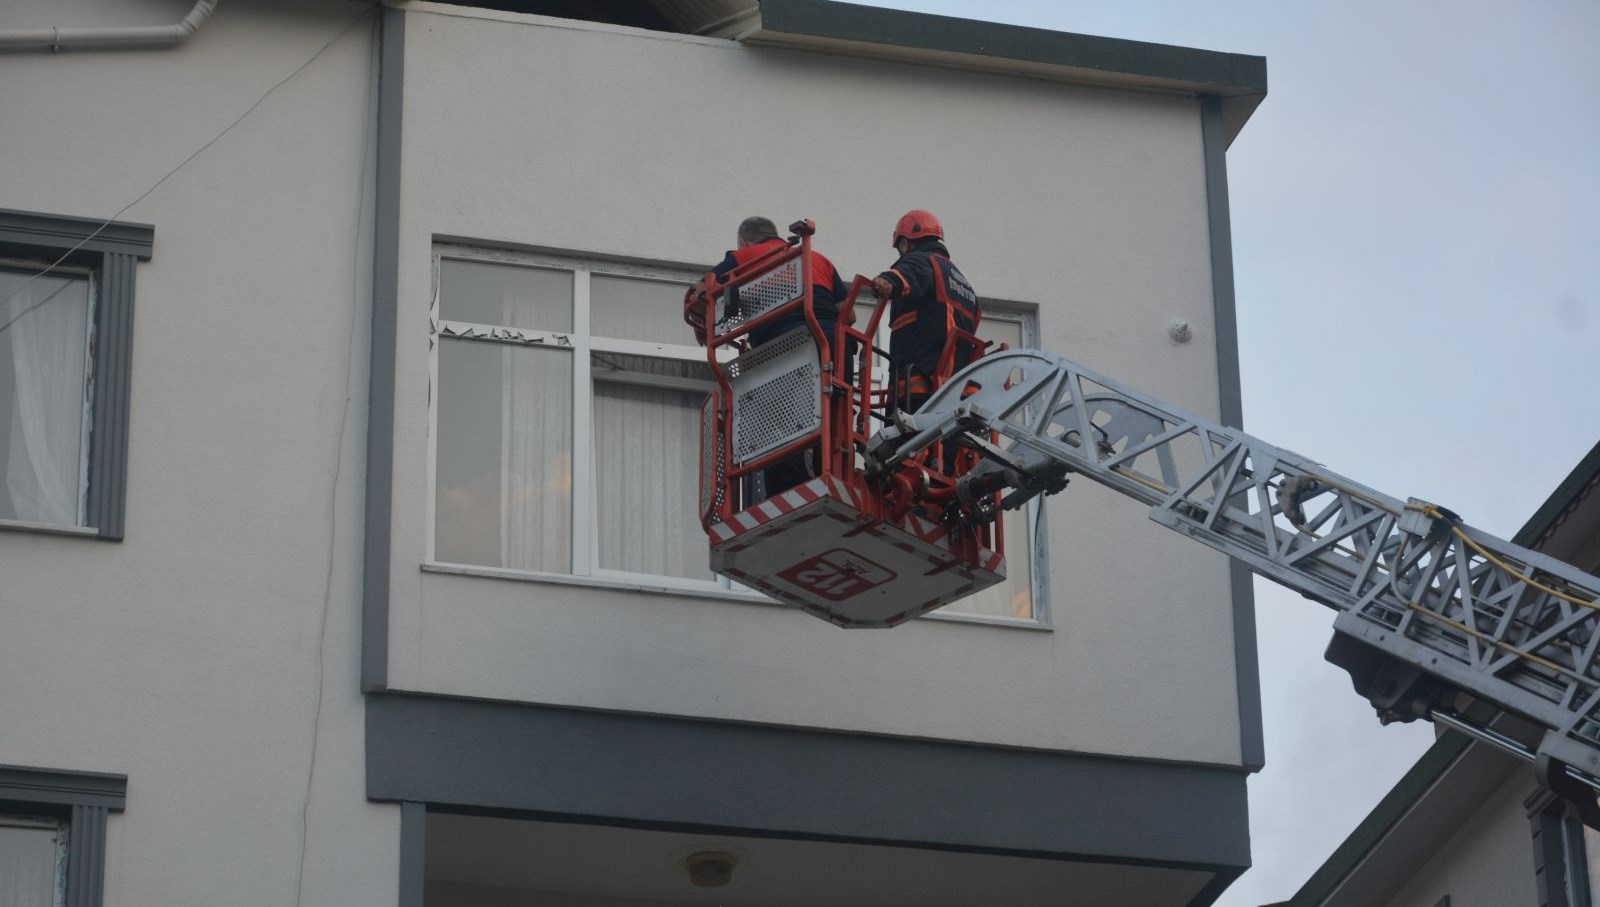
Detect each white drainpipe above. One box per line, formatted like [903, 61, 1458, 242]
[0, 0, 219, 51]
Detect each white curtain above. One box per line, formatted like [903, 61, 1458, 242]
[433, 339, 571, 572]
[593, 370, 711, 581]
[500, 345, 572, 572]
[2, 272, 90, 526]
[0, 823, 61, 907]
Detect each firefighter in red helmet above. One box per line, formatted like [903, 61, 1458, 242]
[872, 210, 980, 411]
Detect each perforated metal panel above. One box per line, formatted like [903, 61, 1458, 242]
[727, 329, 820, 465]
[715, 257, 803, 334]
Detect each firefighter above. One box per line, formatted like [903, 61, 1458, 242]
[871, 209, 980, 411]
[684, 216, 849, 497]
[683, 216, 847, 348]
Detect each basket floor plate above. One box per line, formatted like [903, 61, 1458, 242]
[709, 479, 1004, 628]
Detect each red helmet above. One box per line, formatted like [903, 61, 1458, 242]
[892, 209, 943, 246]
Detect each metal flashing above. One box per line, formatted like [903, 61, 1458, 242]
[1200, 95, 1264, 772]
[362, 4, 404, 692]
[745, 0, 1267, 143]
[366, 692, 1251, 872]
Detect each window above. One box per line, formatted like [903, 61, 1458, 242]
[0, 210, 153, 540]
[429, 247, 723, 592]
[427, 247, 1048, 620]
[1529, 787, 1600, 907]
[932, 304, 1047, 623]
[0, 765, 126, 907]
[0, 815, 67, 907]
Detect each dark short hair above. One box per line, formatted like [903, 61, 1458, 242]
[737, 216, 780, 244]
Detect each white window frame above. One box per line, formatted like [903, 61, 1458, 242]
[918, 301, 1051, 627]
[426, 244, 749, 597]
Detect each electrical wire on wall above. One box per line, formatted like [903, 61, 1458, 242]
[0, 3, 380, 310]
[5, 2, 380, 903]
[287, 7, 381, 907]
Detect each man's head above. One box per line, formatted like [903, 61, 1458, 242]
[737, 216, 780, 248]
[891, 209, 943, 253]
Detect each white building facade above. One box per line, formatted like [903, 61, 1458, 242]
[0, 1, 1267, 904]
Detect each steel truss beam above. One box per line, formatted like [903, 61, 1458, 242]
[867, 350, 1600, 795]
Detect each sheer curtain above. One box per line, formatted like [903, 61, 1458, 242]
[592, 357, 713, 581]
[0, 822, 61, 907]
[434, 339, 571, 572]
[434, 259, 574, 572]
[1, 270, 91, 526]
[500, 345, 572, 572]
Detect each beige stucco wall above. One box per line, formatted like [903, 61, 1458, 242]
[1382, 771, 1540, 907]
[0, 1, 397, 904]
[384, 3, 1245, 765]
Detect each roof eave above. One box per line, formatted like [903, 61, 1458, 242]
[739, 0, 1267, 144]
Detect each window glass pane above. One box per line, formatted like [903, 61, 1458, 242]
[593, 354, 715, 581]
[979, 313, 1023, 353]
[945, 501, 1034, 619]
[435, 338, 572, 572]
[590, 274, 695, 345]
[0, 267, 91, 526]
[0, 820, 62, 907]
[943, 313, 1033, 619]
[439, 259, 573, 332]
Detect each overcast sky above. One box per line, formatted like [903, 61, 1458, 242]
[849, 2, 1600, 904]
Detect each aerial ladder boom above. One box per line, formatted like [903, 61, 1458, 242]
[864, 348, 1600, 819]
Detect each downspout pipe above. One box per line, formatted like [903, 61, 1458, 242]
[0, 0, 218, 51]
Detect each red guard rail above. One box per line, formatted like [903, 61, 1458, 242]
[692, 220, 1002, 566]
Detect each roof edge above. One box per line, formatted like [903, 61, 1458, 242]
[1513, 440, 1600, 549]
[1285, 728, 1476, 907]
[743, 0, 1267, 142]
[1288, 438, 1600, 907]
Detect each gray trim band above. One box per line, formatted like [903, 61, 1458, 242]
[90, 252, 137, 539]
[0, 765, 127, 810]
[66, 805, 109, 907]
[399, 802, 426, 907]
[0, 208, 154, 261]
[1201, 95, 1264, 771]
[367, 692, 1250, 870]
[750, 0, 1266, 142]
[755, 0, 1264, 92]
[362, 4, 403, 691]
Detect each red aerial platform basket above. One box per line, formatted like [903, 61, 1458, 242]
[691, 219, 1005, 628]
